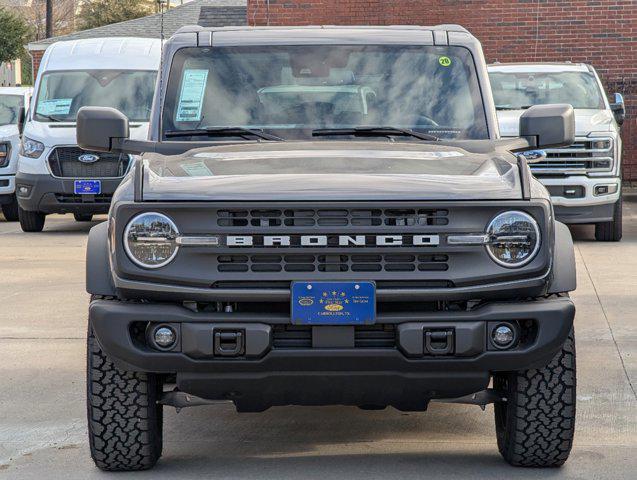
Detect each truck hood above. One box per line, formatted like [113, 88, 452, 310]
[24, 121, 150, 147]
[142, 141, 522, 201]
[497, 108, 615, 137]
[0, 123, 19, 139]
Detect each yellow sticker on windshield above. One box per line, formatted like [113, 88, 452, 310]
[439, 56, 452, 67]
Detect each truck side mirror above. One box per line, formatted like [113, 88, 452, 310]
[77, 106, 130, 152]
[17, 107, 25, 135]
[519, 104, 575, 149]
[610, 93, 625, 126]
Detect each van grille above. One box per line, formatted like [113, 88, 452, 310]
[48, 147, 131, 178]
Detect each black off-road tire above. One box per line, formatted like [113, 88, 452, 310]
[87, 325, 163, 471]
[1, 196, 19, 221]
[74, 213, 94, 222]
[494, 328, 576, 467]
[595, 196, 622, 242]
[18, 207, 45, 232]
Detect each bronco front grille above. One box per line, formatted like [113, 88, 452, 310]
[531, 138, 613, 175]
[48, 147, 131, 178]
[217, 253, 449, 273]
[217, 208, 449, 228]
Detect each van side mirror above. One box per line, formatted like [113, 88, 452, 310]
[519, 104, 575, 149]
[17, 107, 25, 135]
[610, 93, 625, 126]
[77, 107, 130, 152]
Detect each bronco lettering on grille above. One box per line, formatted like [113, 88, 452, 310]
[225, 235, 440, 247]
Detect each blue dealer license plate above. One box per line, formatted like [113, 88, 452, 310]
[74, 180, 101, 195]
[291, 281, 376, 325]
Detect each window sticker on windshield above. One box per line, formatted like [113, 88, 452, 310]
[181, 161, 213, 177]
[438, 56, 452, 67]
[37, 98, 72, 116]
[176, 69, 208, 122]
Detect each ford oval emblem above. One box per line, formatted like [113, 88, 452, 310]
[78, 153, 100, 163]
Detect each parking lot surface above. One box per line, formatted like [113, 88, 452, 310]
[1, 199, 636, 479]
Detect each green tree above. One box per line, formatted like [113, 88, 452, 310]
[0, 7, 30, 64]
[78, 0, 157, 31]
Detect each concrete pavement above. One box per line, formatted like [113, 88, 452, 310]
[0, 200, 636, 479]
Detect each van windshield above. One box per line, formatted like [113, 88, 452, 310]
[162, 45, 489, 140]
[489, 71, 605, 110]
[0, 94, 23, 126]
[34, 70, 156, 123]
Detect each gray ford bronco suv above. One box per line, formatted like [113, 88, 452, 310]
[78, 26, 578, 471]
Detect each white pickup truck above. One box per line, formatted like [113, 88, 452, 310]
[488, 63, 624, 241]
[0, 86, 32, 221]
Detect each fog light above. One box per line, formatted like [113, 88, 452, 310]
[492, 325, 515, 348]
[154, 326, 176, 349]
[594, 184, 618, 196]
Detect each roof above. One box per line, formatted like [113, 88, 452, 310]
[0, 86, 32, 96]
[488, 63, 591, 73]
[28, 0, 246, 51]
[38, 37, 161, 72]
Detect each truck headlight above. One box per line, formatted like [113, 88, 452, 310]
[0, 142, 10, 167]
[20, 137, 45, 159]
[124, 212, 179, 268]
[486, 211, 540, 268]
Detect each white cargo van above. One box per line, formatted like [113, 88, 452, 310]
[488, 63, 625, 241]
[16, 37, 161, 232]
[0, 86, 32, 221]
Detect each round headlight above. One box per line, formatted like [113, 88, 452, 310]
[486, 211, 540, 268]
[124, 212, 179, 268]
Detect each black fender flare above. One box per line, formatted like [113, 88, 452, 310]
[86, 221, 116, 296]
[548, 221, 577, 294]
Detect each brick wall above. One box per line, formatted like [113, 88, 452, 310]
[247, 0, 637, 181]
[29, 50, 45, 81]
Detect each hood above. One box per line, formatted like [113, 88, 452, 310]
[142, 141, 522, 201]
[24, 121, 150, 147]
[0, 123, 19, 140]
[497, 108, 614, 137]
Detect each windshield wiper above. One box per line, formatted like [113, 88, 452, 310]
[312, 126, 439, 141]
[37, 114, 65, 122]
[495, 105, 533, 111]
[164, 126, 284, 141]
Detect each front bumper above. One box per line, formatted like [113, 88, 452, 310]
[538, 176, 620, 223]
[15, 172, 124, 214]
[0, 175, 15, 200]
[90, 296, 575, 410]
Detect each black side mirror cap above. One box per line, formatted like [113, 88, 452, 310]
[610, 92, 625, 126]
[77, 106, 130, 152]
[17, 107, 25, 136]
[519, 104, 575, 149]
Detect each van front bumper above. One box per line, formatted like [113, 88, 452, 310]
[89, 296, 575, 411]
[15, 172, 123, 214]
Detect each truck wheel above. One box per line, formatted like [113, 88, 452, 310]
[493, 328, 576, 467]
[87, 325, 163, 471]
[595, 196, 622, 242]
[74, 213, 94, 222]
[18, 207, 45, 232]
[1, 196, 19, 221]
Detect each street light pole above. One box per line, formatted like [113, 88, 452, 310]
[45, 0, 53, 38]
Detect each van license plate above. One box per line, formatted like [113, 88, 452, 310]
[74, 180, 101, 195]
[291, 281, 375, 325]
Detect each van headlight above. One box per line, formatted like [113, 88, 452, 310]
[486, 211, 540, 268]
[20, 137, 45, 159]
[124, 212, 179, 268]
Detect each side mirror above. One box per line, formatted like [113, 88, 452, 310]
[17, 107, 25, 135]
[77, 106, 130, 152]
[519, 104, 575, 149]
[610, 92, 625, 126]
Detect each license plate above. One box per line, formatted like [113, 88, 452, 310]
[291, 281, 376, 325]
[74, 180, 101, 195]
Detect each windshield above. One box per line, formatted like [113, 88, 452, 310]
[34, 70, 156, 123]
[162, 45, 489, 140]
[0, 94, 23, 126]
[489, 71, 605, 109]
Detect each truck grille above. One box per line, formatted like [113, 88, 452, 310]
[217, 208, 449, 227]
[217, 253, 449, 273]
[272, 324, 396, 349]
[531, 137, 613, 175]
[48, 147, 131, 178]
